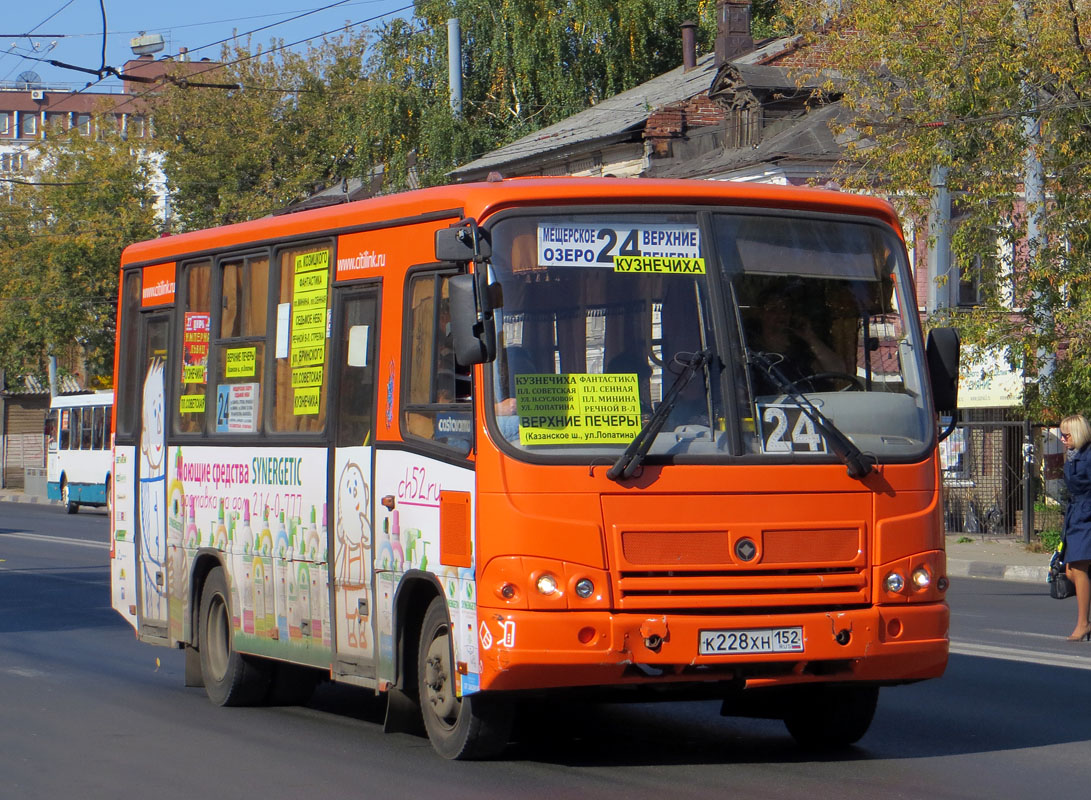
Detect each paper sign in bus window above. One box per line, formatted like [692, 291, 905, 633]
[514, 373, 641, 445]
[182, 312, 210, 384]
[216, 383, 259, 433]
[224, 347, 257, 378]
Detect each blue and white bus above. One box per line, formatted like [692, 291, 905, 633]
[46, 392, 113, 514]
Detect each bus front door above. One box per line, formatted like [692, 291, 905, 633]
[330, 287, 380, 678]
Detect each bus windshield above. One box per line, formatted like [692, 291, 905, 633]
[485, 209, 930, 463]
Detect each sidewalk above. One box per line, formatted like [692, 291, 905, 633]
[0, 488, 1050, 584]
[944, 533, 1049, 584]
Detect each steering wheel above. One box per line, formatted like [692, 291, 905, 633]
[799, 371, 864, 392]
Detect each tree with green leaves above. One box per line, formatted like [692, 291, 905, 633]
[356, 0, 761, 190]
[151, 33, 374, 231]
[782, 0, 1091, 417]
[0, 124, 159, 385]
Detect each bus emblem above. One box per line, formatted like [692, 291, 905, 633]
[735, 538, 757, 562]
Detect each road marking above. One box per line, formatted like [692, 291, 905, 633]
[950, 641, 1091, 670]
[0, 531, 109, 550]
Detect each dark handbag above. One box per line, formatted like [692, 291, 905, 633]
[1049, 547, 1076, 599]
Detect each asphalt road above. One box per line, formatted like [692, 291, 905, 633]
[2, 504, 1089, 799]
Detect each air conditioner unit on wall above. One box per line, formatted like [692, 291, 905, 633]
[30, 89, 45, 101]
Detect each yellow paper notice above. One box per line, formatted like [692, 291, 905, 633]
[179, 394, 205, 414]
[514, 373, 641, 445]
[224, 347, 257, 378]
[293, 386, 321, 415]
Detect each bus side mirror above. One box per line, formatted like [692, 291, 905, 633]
[435, 223, 492, 262]
[926, 327, 960, 412]
[449, 273, 498, 366]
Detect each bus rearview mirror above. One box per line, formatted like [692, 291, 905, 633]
[926, 326, 960, 412]
[435, 223, 491, 263]
[449, 273, 497, 366]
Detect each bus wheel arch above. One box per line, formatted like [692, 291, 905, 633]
[416, 595, 513, 759]
[382, 573, 440, 736]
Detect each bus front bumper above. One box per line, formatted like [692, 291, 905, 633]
[473, 603, 948, 693]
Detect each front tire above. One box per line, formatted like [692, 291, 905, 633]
[417, 596, 513, 759]
[198, 566, 270, 706]
[61, 478, 78, 514]
[783, 684, 879, 750]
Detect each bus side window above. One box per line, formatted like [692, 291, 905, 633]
[92, 406, 104, 450]
[210, 255, 268, 435]
[115, 271, 143, 441]
[81, 408, 93, 450]
[402, 270, 472, 454]
[272, 243, 332, 434]
[59, 409, 70, 450]
[175, 260, 211, 435]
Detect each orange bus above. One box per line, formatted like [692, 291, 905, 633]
[110, 177, 960, 759]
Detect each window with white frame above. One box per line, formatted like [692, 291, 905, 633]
[19, 112, 36, 137]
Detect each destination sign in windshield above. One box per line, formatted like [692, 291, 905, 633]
[537, 222, 702, 270]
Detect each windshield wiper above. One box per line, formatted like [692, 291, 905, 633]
[607, 349, 713, 481]
[748, 350, 875, 480]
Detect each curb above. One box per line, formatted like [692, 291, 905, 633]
[946, 558, 1048, 585]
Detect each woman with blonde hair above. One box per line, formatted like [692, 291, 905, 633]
[1059, 413, 1091, 640]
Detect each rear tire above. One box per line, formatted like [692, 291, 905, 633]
[417, 596, 513, 760]
[783, 684, 879, 750]
[61, 478, 78, 514]
[198, 566, 271, 706]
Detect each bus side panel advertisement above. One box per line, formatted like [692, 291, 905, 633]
[164, 445, 332, 666]
[111, 446, 138, 629]
[370, 450, 478, 695]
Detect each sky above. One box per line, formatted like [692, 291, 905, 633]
[1, 0, 414, 90]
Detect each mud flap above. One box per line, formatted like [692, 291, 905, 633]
[384, 685, 425, 736]
[184, 645, 204, 688]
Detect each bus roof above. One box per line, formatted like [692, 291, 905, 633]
[120, 177, 903, 268]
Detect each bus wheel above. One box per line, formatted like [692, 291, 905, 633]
[60, 479, 78, 514]
[783, 684, 879, 750]
[198, 566, 271, 706]
[417, 596, 513, 760]
[105, 477, 112, 519]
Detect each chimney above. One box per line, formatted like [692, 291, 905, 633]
[715, 0, 753, 67]
[179, 47, 189, 62]
[682, 21, 698, 71]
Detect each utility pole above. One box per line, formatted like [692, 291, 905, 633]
[927, 164, 952, 314]
[447, 18, 463, 119]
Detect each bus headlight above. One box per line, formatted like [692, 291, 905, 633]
[883, 571, 905, 593]
[536, 574, 559, 595]
[575, 578, 594, 598]
[911, 567, 932, 590]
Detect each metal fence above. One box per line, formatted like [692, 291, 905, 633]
[941, 409, 1064, 544]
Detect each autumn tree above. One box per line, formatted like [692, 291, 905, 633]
[0, 125, 158, 384]
[782, 0, 1091, 415]
[151, 32, 373, 230]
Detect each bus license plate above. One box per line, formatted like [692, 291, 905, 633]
[699, 627, 804, 655]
